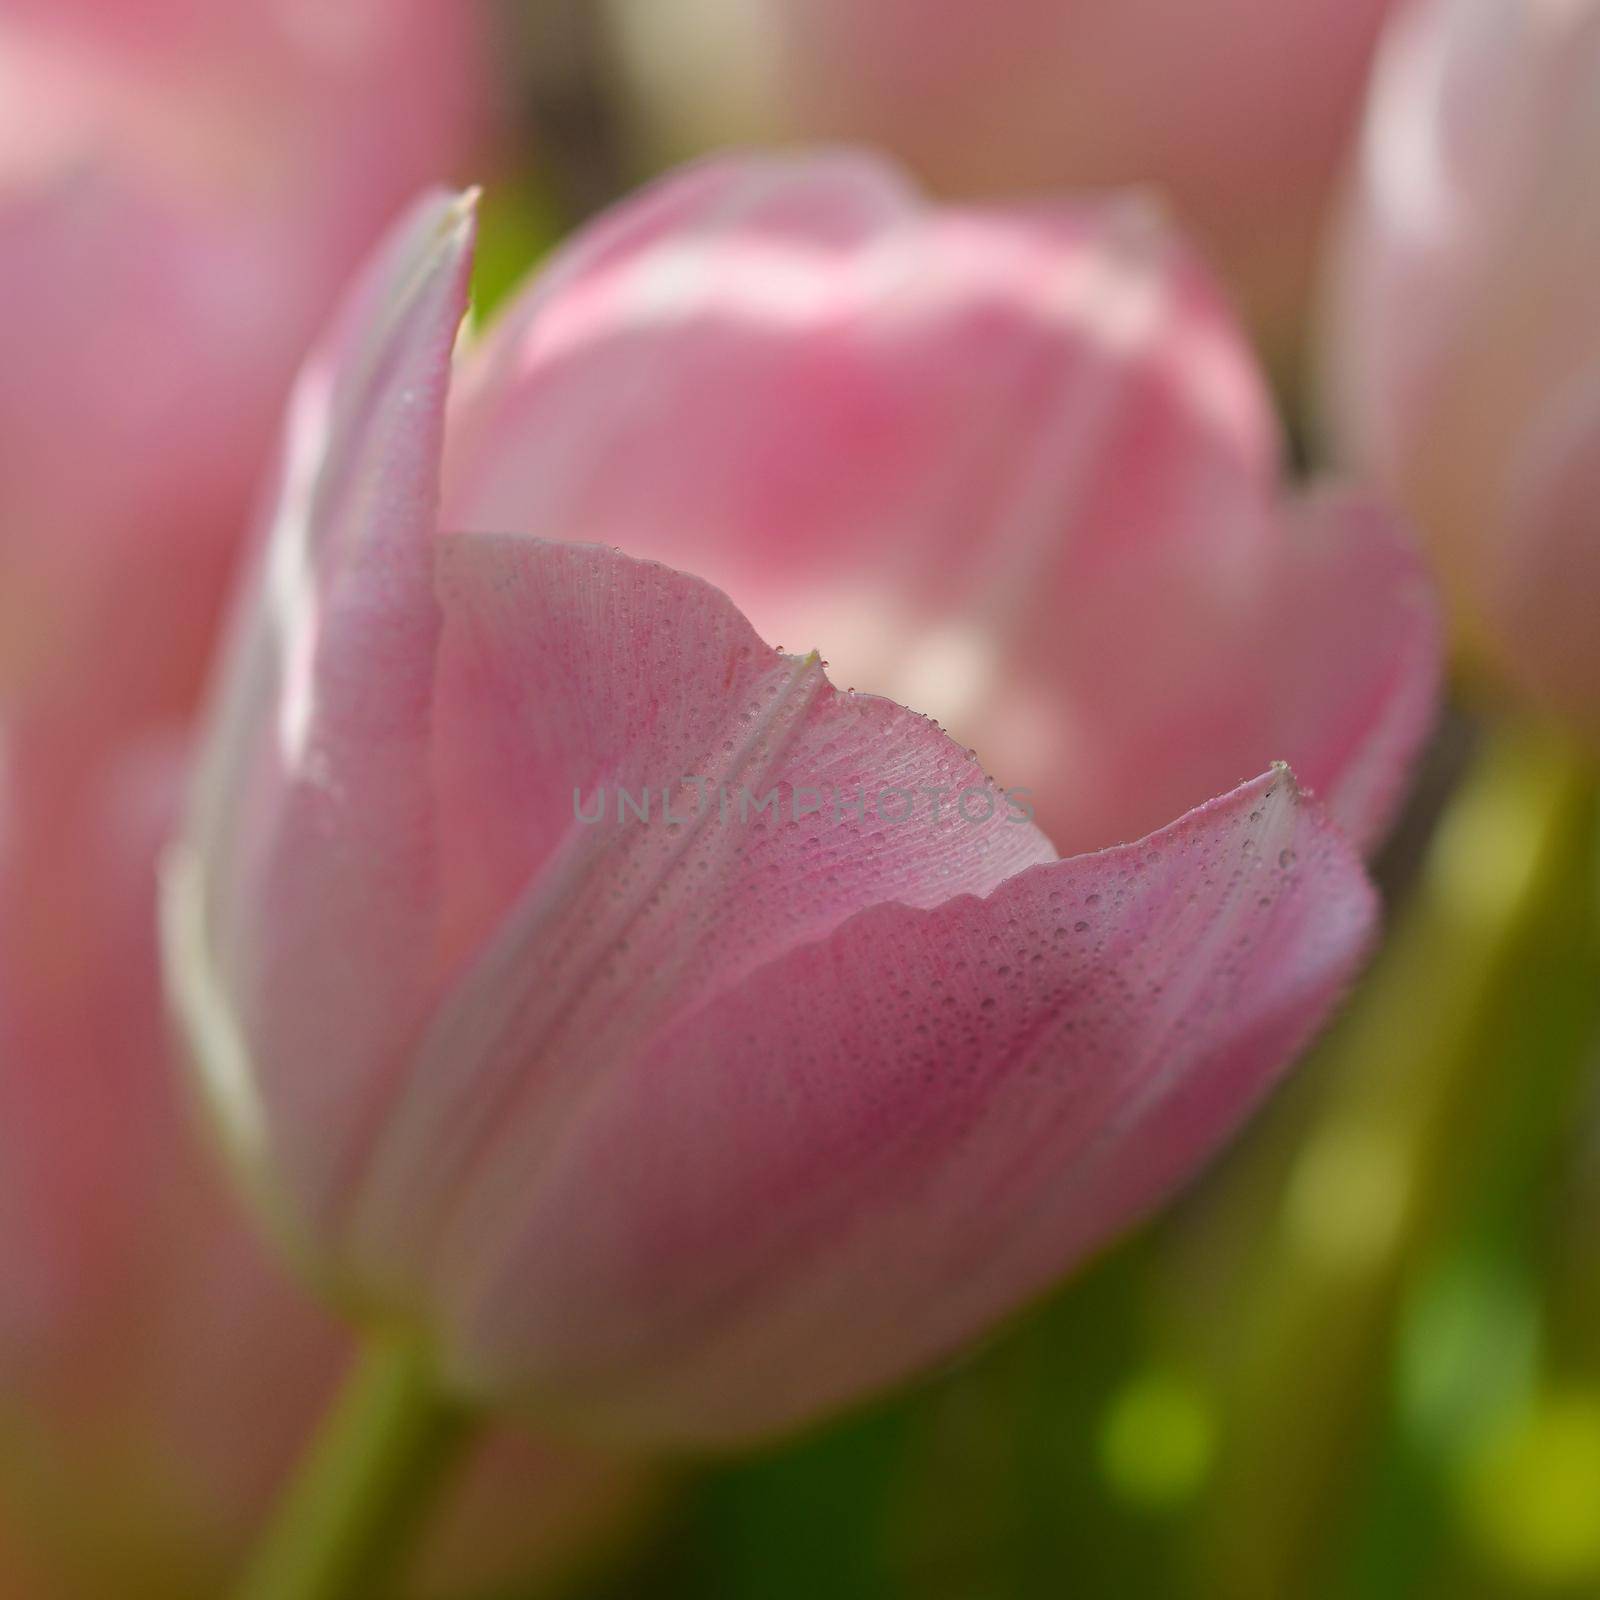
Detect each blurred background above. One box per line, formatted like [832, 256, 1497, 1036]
[3, 1, 1598, 1596]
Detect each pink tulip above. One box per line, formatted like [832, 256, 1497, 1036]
[0, 0, 484, 759]
[165, 178, 1419, 1447]
[0, 728, 646, 1596]
[1320, 0, 1600, 739]
[603, 0, 1402, 351]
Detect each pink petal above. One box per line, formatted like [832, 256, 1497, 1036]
[436, 765, 1375, 1444]
[343, 534, 1055, 1296]
[1075, 487, 1439, 859]
[442, 152, 1435, 858]
[1495, 371, 1600, 739]
[1257, 492, 1440, 848]
[166, 189, 477, 1246]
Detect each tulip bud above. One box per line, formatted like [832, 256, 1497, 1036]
[165, 175, 1412, 1446]
[0, 0, 485, 754]
[1320, 0, 1600, 737]
[0, 729, 646, 1597]
[602, 0, 1402, 352]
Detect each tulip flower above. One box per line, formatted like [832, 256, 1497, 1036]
[0, 0, 484, 760]
[0, 727, 646, 1597]
[164, 172, 1428, 1450]
[1319, 0, 1600, 739]
[602, 0, 1402, 352]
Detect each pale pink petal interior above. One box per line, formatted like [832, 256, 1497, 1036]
[443, 153, 1434, 858]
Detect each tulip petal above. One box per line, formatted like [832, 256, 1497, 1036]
[165, 188, 477, 1245]
[1494, 370, 1600, 740]
[444, 153, 1279, 616]
[1225, 490, 1439, 854]
[343, 535, 1055, 1295]
[435, 765, 1375, 1444]
[443, 152, 1434, 856]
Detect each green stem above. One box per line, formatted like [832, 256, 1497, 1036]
[234, 1333, 474, 1600]
[1201, 718, 1598, 1598]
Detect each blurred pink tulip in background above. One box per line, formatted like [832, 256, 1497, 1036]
[603, 0, 1402, 354]
[1320, 0, 1600, 740]
[0, 0, 485, 761]
[163, 181, 1425, 1448]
